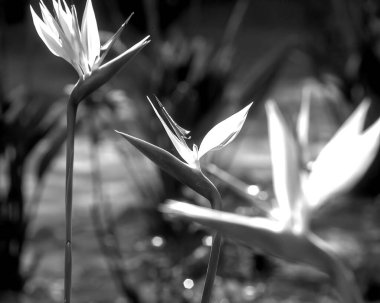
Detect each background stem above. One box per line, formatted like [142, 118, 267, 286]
[201, 183, 223, 303]
[64, 99, 78, 303]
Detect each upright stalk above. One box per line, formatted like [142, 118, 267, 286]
[201, 181, 223, 303]
[64, 98, 78, 303]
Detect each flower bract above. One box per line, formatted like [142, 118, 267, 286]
[31, 0, 148, 79]
[148, 97, 253, 169]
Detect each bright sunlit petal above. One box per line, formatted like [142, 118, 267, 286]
[81, 0, 100, 66]
[39, 1, 59, 37]
[30, 6, 63, 57]
[53, 0, 73, 41]
[306, 102, 380, 208]
[198, 102, 253, 159]
[297, 86, 311, 150]
[265, 100, 302, 225]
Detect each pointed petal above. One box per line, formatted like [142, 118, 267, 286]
[154, 96, 191, 139]
[97, 13, 134, 67]
[81, 0, 100, 66]
[39, 1, 59, 37]
[116, 131, 218, 202]
[265, 100, 302, 224]
[198, 102, 253, 159]
[297, 86, 311, 150]
[70, 36, 150, 103]
[306, 103, 380, 208]
[160, 200, 363, 303]
[327, 100, 370, 144]
[52, 0, 83, 71]
[30, 6, 64, 57]
[53, 0, 73, 39]
[147, 97, 195, 166]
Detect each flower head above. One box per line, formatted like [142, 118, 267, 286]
[148, 97, 253, 169]
[266, 97, 380, 233]
[30, 0, 148, 79]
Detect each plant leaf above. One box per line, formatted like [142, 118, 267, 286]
[161, 200, 325, 269]
[116, 131, 218, 202]
[98, 13, 134, 67]
[161, 200, 362, 303]
[198, 102, 253, 159]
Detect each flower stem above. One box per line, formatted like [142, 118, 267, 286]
[201, 185, 223, 303]
[64, 99, 78, 303]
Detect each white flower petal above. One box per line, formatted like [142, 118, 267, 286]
[30, 6, 63, 57]
[147, 97, 195, 166]
[327, 100, 370, 145]
[53, 0, 73, 40]
[297, 86, 311, 150]
[39, 1, 59, 37]
[81, 0, 100, 66]
[70, 5, 89, 74]
[198, 102, 253, 159]
[306, 102, 380, 208]
[266, 100, 302, 224]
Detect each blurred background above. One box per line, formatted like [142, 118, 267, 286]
[1, 0, 380, 302]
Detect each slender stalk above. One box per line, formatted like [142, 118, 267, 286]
[307, 234, 363, 303]
[64, 98, 78, 303]
[201, 232, 222, 303]
[201, 181, 223, 303]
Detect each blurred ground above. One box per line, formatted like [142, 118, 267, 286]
[2, 1, 380, 303]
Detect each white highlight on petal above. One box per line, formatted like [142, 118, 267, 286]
[30, 6, 63, 57]
[81, 0, 100, 67]
[306, 100, 380, 208]
[297, 86, 311, 151]
[31, 0, 135, 77]
[265, 100, 301, 225]
[198, 102, 253, 159]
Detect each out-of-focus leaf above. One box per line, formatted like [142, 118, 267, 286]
[161, 200, 325, 269]
[306, 101, 380, 208]
[237, 37, 300, 108]
[161, 200, 363, 303]
[36, 127, 67, 180]
[116, 131, 218, 203]
[24, 104, 65, 155]
[265, 100, 302, 225]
